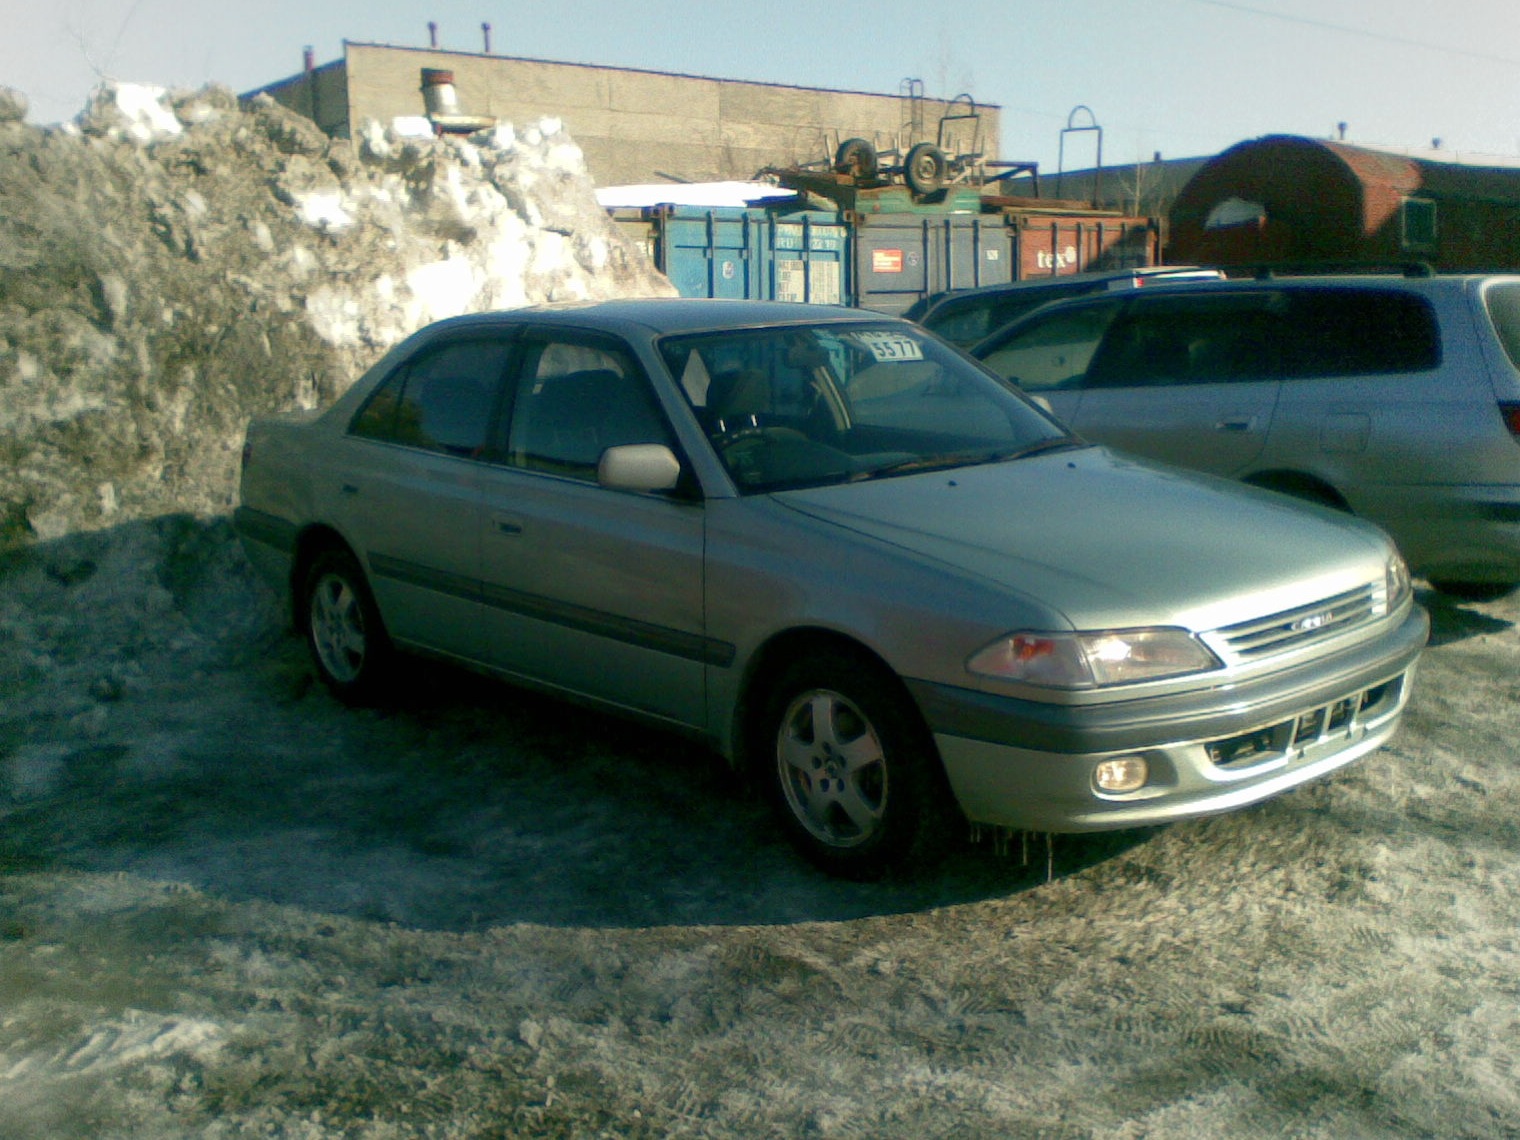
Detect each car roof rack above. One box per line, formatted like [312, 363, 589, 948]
[1243, 260, 1436, 280]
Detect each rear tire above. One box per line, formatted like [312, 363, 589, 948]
[755, 648, 951, 879]
[302, 547, 394, 705]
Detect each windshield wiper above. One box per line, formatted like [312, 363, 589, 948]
[849, 436, 1084, 482]
[1001, 435, 1086, 461]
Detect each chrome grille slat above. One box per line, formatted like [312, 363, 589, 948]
[1211, 585, 1377, 659]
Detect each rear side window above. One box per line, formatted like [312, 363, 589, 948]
[1483, 282, 1520, 371]
[1284, 288, 1440, 376]
[350, 338, 514, 457]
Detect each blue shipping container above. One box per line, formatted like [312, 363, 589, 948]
[612, 201, 1156, 314]
[613, 205, 850, 305]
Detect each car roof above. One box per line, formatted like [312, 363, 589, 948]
[993, 271, 1520, 309]
[914, 265, 1223, 321]
[414, 297, 896, 338]
[966, 271, 1520, 355]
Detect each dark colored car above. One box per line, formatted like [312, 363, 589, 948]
[908, 266, 1223, 347]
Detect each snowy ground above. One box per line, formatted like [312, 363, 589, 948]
[1, 516, 1518, 1138]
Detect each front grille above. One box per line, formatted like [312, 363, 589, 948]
[1210, 584, 1377, 660]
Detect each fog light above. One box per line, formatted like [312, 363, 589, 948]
[1094, 756, 1149, 793]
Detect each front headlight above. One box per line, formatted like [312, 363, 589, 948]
[1372, 553, 1411, 617]
[967, 627, 1222, 689]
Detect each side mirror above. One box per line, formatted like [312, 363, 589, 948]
[598, 444, 682, 493]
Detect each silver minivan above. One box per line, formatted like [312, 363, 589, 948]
[972, 273, 1520, 599]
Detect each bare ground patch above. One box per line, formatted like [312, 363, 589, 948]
[2, 519, 1518, 1137]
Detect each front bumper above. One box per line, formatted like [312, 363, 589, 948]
[911, 605, 1428, 832]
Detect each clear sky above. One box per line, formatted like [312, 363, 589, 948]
[3, 0, 1518, 174]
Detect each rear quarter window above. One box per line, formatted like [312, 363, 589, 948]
[1482, 282, 1520, 372]
[1283, 288, 1440, 377]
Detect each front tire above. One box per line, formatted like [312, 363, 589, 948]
[302, 547, 393, 704]
[756, 649, 951, 879]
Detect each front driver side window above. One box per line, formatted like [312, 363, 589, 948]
[504, 338, 675, 482]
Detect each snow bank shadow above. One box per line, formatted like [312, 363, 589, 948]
[0, 516, 1149, 932]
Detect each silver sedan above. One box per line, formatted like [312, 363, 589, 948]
[236, 299, 1427, 878]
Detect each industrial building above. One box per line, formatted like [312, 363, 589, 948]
[245, 34, 1002, 189]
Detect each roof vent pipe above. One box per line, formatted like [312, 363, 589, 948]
[482, 22, 492, 53]
[420, 68, 461, 116]
[428, 21, 439, 48]
[303, 46, 315, 72]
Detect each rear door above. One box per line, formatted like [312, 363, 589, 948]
[327, 334, 515, 660]
[1068, 290, 1284, 476]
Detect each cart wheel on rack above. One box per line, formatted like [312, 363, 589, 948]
[834, 137, 879, 183]
[904, 142, 948, 196]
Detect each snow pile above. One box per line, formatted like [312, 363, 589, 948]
[0, 82, 675, 546]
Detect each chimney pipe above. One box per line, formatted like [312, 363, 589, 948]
[482, 22, 492, 53]
[428, 21, 439, 48]
[420, 68, 461, 116]
[303, 45, 315, 72]
[1337, 121, 1347, 141]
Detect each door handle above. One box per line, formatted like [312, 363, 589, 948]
[491, 516, 524, 536]
[340, 483, 359, 495]
[1215, 417, 1255, 433]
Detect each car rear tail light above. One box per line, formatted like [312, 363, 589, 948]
[1501, 402, 1520, 439]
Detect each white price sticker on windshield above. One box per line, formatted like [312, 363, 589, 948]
[853, 331, 924, 363]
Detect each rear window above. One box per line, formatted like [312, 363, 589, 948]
[1483, 282, 1520, 371]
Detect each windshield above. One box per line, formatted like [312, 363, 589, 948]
[660, 321, 1073, 492]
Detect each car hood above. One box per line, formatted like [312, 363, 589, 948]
[773, 447, 1391, 632]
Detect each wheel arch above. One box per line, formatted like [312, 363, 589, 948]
[289, 524, 359, 628]
[730, 626, 934, 773]
[1241, 469, 1351, 512]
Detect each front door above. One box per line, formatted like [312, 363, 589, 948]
[1071, 292, 1284, 476]
[474, 331, 708, 728]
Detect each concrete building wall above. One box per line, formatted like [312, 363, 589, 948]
[250, 43, 999, 189]
[257, 60, 350, 138]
